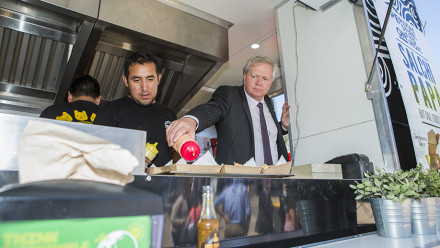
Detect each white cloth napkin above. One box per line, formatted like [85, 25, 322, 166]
[18, 121, 139, 186]
[243, 158, 257, 167]
[276, 156, 287, 165]
[175, 157, 187, 164]
[192, 151, 218, 165]
[243, 156, 286, 166]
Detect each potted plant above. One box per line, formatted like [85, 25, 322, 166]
[411, 165, 439, 234]
[424, 167, 440, 234]
[350, 167, 425, 238]
[430, 169, 440, 234]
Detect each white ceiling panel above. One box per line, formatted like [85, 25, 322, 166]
[173, 0, 285, 115]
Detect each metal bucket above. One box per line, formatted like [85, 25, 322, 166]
[370, 198, 412, 238]
[298, 199, 325, 235]
[412, 197, 436, 234]
[435, 198, 440, 234]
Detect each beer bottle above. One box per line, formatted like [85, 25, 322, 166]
[197, 185, 220, 248]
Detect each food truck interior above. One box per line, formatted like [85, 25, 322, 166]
[0, 0, 417, 172]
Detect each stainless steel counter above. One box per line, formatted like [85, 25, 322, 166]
[130, 175, 376, 248]
[0, 171, 375, 247]
[0, 166, 375, 248]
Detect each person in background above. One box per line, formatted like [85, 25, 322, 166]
[214, 178, 251, 238]
[279, 182, 301, 232]
[166, 55, 290, 166]
[279, 182, 288, 230]
[40, 74, 101, 124]
[255, 179, 274, 234]
[94, 51, 176, 167]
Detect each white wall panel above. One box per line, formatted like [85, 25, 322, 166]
[276, 0, 385, 168]
[293, 120, 383, 168]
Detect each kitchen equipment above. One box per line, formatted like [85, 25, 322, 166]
[325, 153, 374, 179]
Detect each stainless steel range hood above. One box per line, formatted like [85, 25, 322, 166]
[0, 0, 230, 116]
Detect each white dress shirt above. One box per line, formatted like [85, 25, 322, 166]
[244, 90, 278, 166]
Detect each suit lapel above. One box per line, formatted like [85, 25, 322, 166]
[239, 86, 255, 144]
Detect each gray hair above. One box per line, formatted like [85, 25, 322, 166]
[243, 55, 277, 80]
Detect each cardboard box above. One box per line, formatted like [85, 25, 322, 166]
[220, 165, 262, 174]
[291, 163, 342, 179]
[261, 161, 292, 175]
[147, 166, 171, 175]
[169, 164, 222, 174]
[149, 162, 293, 176]
[148, 164, 222, 175]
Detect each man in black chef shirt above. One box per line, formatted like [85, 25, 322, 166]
[94, 51, 177, 167]
[40, 74, 101, 124]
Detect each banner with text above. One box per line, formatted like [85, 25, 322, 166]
[0, 215, 152, 248]
[373, 0, 440, 169]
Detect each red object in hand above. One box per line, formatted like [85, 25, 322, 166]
[173, 134, 201, 161]
[180, 140, 201, 161]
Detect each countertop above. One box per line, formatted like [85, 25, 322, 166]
[294, 232, 440, 248]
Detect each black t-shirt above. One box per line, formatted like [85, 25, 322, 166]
[94, 96, 177, 167]
[39, 100, 100, 124]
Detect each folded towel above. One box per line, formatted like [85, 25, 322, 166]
[18, 120, 139, 186]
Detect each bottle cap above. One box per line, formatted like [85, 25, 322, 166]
[145, 142, 159, 161]
[202, 185, 213, 193]
[180, 140, 200, 161]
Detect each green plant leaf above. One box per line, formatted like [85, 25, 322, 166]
[355, 195, 364, 200]
[374, 178, 381, 187]
[401, 171, 408, 179]
[401, 184, 407, 192]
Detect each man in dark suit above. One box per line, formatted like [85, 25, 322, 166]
[166, 55, 290, 165]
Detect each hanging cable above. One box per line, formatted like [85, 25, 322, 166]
[290, 0, 300, 166]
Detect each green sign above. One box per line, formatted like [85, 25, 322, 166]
[0, 215, 152, 248]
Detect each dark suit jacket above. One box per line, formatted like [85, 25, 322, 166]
[187, 85, 288, 165]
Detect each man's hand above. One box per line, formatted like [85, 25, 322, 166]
[281, 102, 291, 129]
[166, 117, 197, 147]
[145, 157, 152, 166]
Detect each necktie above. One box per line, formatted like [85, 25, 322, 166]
[257, 102, 273, 165]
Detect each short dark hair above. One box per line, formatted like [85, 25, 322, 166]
[68, 74, 101, 99]
[123, 51, 161, 79]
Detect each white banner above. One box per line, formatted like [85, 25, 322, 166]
[373, 0, 440, 169]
